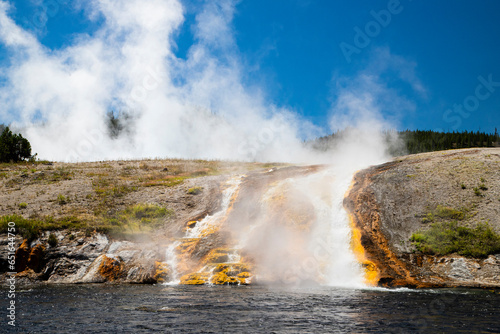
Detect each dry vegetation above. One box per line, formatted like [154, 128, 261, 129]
[0, 158, 287, 240]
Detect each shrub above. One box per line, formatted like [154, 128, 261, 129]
[473, 187, 483, 197]
[187, 187, 203, 195]
[422, 213, 434, 223]
[460, 183, 466, 189]
[434, 205, 465, 220]
[422, 205, 465, 223]
[19, 202, 27, 209]
[123, 203, 170, 220]
[57, 194, 67, 205]
[48, 233, 58, 247]
[410, 221, 500, 257]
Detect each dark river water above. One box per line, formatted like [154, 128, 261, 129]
[2, 284, 500, 333]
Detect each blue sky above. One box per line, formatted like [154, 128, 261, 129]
[209, 0, 500, 132]
[0, 0, 500, 137]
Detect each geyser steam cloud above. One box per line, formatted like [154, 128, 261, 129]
[0, 0, 422, 165]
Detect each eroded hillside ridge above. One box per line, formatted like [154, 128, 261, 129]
[345, 148, 500, 288]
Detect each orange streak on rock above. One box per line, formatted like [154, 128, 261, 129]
[349, 215, 379, 286]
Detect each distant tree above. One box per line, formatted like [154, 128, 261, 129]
[106, 110, 134, 139]
[0, 127, 33, 162]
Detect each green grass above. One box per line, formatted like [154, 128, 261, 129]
[18, 202, 27, 209]
[410, 221, 500, 258]
[57, 194, 68, 205]
[434, 205, 466, 220]
[0, 215, 87, 241]
[97, 203, 174, 238]
[139, 176, 187, 187]
[0, 203, 173, 241]
[50, 167, 73, 182]
[422, 205, 466, 223]
[187, 186, 203, 195]
[122, 203, 170, 220]
[92, 177, 137, 198]
[422, 212, 435, 223]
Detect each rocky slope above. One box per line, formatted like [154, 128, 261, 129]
[1, 160, 323, 286]
[0, 159, 288, 285]
[345, 148, 500, 288]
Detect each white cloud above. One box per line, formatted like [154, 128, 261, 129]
[329, 47, 426, 133]
[0, 2, 40, 50]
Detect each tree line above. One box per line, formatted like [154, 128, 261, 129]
[393, 129, 500, 155]
[311, 128, 500, 156]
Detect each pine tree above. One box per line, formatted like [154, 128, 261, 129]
[0, 127, 32, 162]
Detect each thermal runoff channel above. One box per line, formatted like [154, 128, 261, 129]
[158, 166, 377, 287]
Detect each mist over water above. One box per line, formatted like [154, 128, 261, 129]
[230, 168, 368, 288]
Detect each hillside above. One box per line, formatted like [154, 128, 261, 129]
[0, 159, 296, 284]
[345, 148, 500, 288]
[0, 159, 287, 239]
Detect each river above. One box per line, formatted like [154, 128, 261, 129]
[5, 284, 500, 333]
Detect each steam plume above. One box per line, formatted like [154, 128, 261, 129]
[0, 0, 423, 164]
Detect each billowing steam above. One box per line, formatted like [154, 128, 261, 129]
[0, 0, 423, 165]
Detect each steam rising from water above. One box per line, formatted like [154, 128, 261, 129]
[231, 168, 368, 288]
